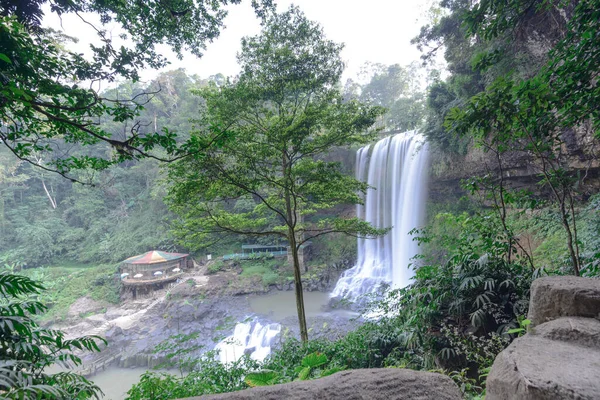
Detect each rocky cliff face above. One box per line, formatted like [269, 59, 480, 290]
[486, 276, 600, 400]
[429, 125, 600, 202]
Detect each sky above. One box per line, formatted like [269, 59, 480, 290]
[43, 0, 435, 85]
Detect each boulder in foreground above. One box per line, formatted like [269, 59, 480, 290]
[487, 276, 600, 400]
[528, 276, 600, 326]
[185, 368, 462, 400]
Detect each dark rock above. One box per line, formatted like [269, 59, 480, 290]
[528, 276, 600, 326]
[186, 368, 461, 400]
[105, 325, 123, 339]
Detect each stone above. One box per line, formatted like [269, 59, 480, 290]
[528, 276, 600, 326]
[184, 368, 462, 400]
[534, 316, 600, 348]
[67, 296, 106, 318]
[486, 317, 600, 400]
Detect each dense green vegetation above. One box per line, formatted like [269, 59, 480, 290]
[0, 272, 104, 398]
[0, 0, 274, 179]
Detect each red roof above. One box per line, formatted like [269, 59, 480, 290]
[122, 251, 188, 265]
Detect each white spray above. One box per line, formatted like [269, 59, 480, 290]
[214, 318, 281, 364]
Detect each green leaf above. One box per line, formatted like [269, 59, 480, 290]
[0, 53, 11, 64]
[320, 366, 346, 377]
[301, 352, 328, 368]
[297, 366, 311, 381]
[244, 370, 281, 387]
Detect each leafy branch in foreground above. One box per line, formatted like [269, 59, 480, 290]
[0, 0, 274, 182]
[0, 270, 106, 399]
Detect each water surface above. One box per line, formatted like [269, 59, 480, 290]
[249, 290, 354, 320]
[91, 367, 150, 400]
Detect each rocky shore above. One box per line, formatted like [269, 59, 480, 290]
[55, 263, 357, 374]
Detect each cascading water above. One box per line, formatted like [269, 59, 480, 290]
[331, 131, 429, 301]
[214, 318, 281, 364]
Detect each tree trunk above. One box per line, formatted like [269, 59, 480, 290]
[283, 151, 308, 342]
[289, 232, 309, 342]
[41, 178, 57, 209]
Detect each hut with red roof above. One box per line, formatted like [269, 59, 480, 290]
[120, 251, 188, 292]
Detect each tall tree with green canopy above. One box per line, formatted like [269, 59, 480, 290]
[0, 0, 274, 182]
[167, 6, 386, 342]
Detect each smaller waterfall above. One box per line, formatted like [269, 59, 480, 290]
[331, 131, 429, 301]
[214, 318, 281, 364]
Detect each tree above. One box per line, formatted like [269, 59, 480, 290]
[359, 63, 426, 132]
[167, 7, 386, 342]
[0, 271, 105, 398]
[0, 0, 274, 182]
[413, 0, 573, 153]
[442, 0, 600, 275]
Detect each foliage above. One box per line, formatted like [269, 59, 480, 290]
[505, 316, 530, 336]
[346, 210, 535, 396]
[244, 370, 281, 387]
[126, 352, 260, 400]
[245, 352, 344, 387]
[17, 263, 120, 322]
[343, 62, 427, 132]
[0, 271, 105, 399]
[413, 0, 570, 152]
[0, 0, 274, 180]
[239, 259, 286, 287]
[166, 6, 386, 342]
[416, 0, 600, 277]
[207, 260, 225, 274]
[0, 71, 205, 268]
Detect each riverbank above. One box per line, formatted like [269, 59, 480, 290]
[50, 260, 357, 397]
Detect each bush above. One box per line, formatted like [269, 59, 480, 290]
[207, 260, 225, 274]
[126, 352, 260, 400]
[0, 271, 105, 399]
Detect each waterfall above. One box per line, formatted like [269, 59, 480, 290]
[331, 131, 429, 301]
[214, 318, 281, 364]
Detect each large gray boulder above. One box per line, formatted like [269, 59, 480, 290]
[486, 317, 600, 399]
[487, 277, 600, 400]
[187, 368, 462, 400]
[528, 276, 600, 326]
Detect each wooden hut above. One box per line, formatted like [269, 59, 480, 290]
[120, 251, 188, 297]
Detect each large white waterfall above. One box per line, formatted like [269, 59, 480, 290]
[331, 131, 429, 301]
[214, 318, 281, 364]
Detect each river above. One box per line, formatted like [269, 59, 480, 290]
[90, 291, 352, 399]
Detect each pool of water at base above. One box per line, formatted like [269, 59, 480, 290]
[248, 290, 356, 321]
[90, 367, 155, 400]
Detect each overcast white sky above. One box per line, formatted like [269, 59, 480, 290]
[43, 0, 435, 85]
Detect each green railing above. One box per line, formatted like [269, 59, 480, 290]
[222, 250, 288, 260]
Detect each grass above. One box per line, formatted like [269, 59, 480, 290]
[17, 262, 121, 322]
[240, 259, 286, 286]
